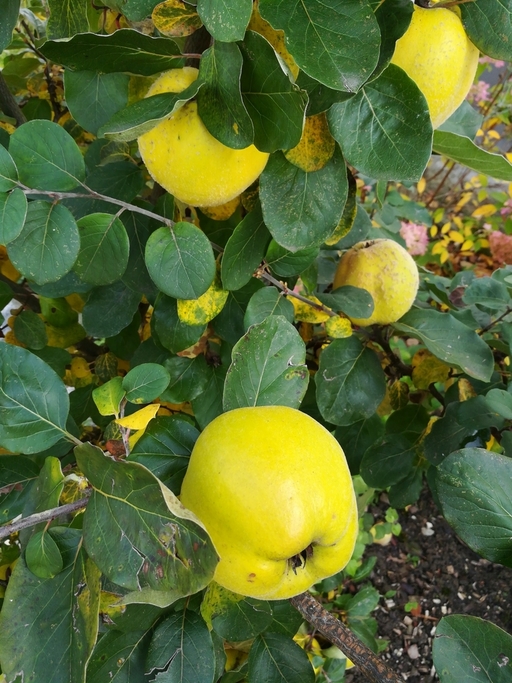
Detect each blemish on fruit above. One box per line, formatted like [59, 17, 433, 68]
[247, 573, 256, 582]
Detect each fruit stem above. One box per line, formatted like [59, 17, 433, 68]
[290, 591, 402, 683]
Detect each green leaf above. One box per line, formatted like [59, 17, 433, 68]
[99, 79, 203, 141]
[221, 204, 270, 290]
[259, 0, 380, 92]
[13, 309, 48, 350]
[81, 281, 141, 338]
[248, 632, 315, 683]
[485, 388, 512, 420]
[25, 529, 64, 579]
[335, 414, 385, 475]
[373, 0, 413, 78]
[152, 294, 206, 354]
[211, 595, 273, 641]
[86, 628, 153, 683]
[0, 344, 70, 454]
[0, 143, 18, 191]
[260, 147, 347, 251]
[435, 448, 512, 567]
[9, 120, 86, 191]
[74, 213, 130, 286]
[463, 276, 511, 310]
[347, 585, 380, 616]
[0, 455, 40, 524]
[360, 435, 415, 488]
[76, 442, 218, 598]
[47, 0, 89, 39]
[240, 31, 307, 153]
[461, 0, 512, 61]
[121, 210, 158, 297]
[393, 309, 494, 382]
[122, 363, 171, 404]
[161, 354, 212, 403]
[129, 414, 199, 493]
[0, 188, 28, 245]
[7, 201, 80, 285]
[438, 101, 483, 140]
[40, 29, 182, 75]
[317, 285, 374, 320]
[423, 402, 472, 466]
[0, 529, 100, 683]
[316, 337, 386, 426]
[328, 65, 432, 182]
[243, 286, 295, 329]
[146, 609, 216, 682]
[63, 70, 130, 136]
[93, 376, 125, 416]
[197, 41, 253, 149]
[0, 0, 20, 53]
[433, 615, 512, 683]
[266, 240, 319, 278]
[223, 315, 309, 410]
[145, 223, 216, 300]
[197, 0, 251, 41]
[39, 295, 78, 328]
[433, 130, 512, 181]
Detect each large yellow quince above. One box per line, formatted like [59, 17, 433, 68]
[180, 406, 358, 599]
[137, 67, 269, 207]
[391, 6, 479, 129]
[333, 238, 419, 326]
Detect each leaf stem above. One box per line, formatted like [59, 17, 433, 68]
[291, 592, 402, 683]
[0, 496, 89, 542]
[256, 269, 337, 317]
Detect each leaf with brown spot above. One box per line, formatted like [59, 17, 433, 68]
[284, 113, 335, 173]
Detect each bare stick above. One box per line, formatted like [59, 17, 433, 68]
[0, 497, 89, 542]
[291, 591, 402, 683]
[257, 269, 337, 318]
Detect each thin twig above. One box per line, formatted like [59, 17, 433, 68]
[291, 592, 402, 683]
[256, 269, 337, 317]
[478, 306, 512, 335]
[0, 72, 26, 127]
[19, 185, 176, 228]
[0, 497, 89, 542]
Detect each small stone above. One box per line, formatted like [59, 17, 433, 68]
[407, 644, 420, 659]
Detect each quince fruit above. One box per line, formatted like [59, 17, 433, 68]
[391, 5, 479, 129]
[137, 68, 269, 207]
[180, 406, 358, 599]
[333, 238, 419, 326]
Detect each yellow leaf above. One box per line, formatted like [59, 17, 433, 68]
[430, 225, 438, 237]
[411, 349, 450, 390]
[45, 322, 86, 348]
[440, 251, 450, 264]
[284, 113, 335, 172]
[93, 377, 125, 416]
[71, 357, 91, 379]
[471, 204, 497, 218]
[441, 222, 451, 234]
[389, 380, 409, 410]
[324, 315, 352, 338]
[247, 1, 299, 78]
[128, 429, 145, 450]
[479, 238, 490, 248]
[461, 239, 473, 251]
[416, 177, 426, 194]
[152, 0, 203, 37]
[116, 403, 159, 430]
[0, 246, 21, 282]
[177, 273, 229, 325]
[454, 192, 472, 211]
[506, 152, 512, 163]
[431, 242, 446, 255]
[487, 129, 501, 139]
[452, 216, 463, 229]
[289, 295, 331, 323]
[458, 378, 476, 401]
[448, 230, 464, 243]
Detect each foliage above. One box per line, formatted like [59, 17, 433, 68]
[1, 1, 512, 682]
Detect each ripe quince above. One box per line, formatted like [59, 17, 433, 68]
[391, 5, 479, 129]
[180, 406, 358, 599]
[137, 67, 269, 207]
[333, 238, 419, 326]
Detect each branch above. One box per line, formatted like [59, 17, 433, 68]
[0, 72, 26, 127]
[291, 592, 402, 683]
[19, 185, 175, 228]
[256, 269, 337, 318]
[0, 497, 89, 542]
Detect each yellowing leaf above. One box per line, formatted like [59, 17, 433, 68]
[454, 192, 472, 211]
[290, 295, 331, 323]
[389, 380, 409, 410]
[0, 246, 21, 282]
[411, 349, 450, 390]
[93, 377, 125, 417]
[116, 403, 159, 430]
[441, 222, 451, 234]
[152, 0, 203, 37]
[461, 240, 473, 251]
[324, 315, 352, 338]
[248, 1, 299, 78]
[430, 225, 438, 237]
[200, 581, 243, 631]
[458, 378, 476, 401]
[284, 113, 335, 172]
[448, 230, 464, 243]
[416, 177, 426, 194]
[71, 357, 91, 379]
[487, 129, 501, 139]
[177, 273, 229, 325]
[45, 322, 86, 348]
[471, 204, 497, 218]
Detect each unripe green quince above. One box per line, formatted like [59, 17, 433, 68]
[180, 406, 358, 600]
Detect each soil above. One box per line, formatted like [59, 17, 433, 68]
[345, 487, 512, 683]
